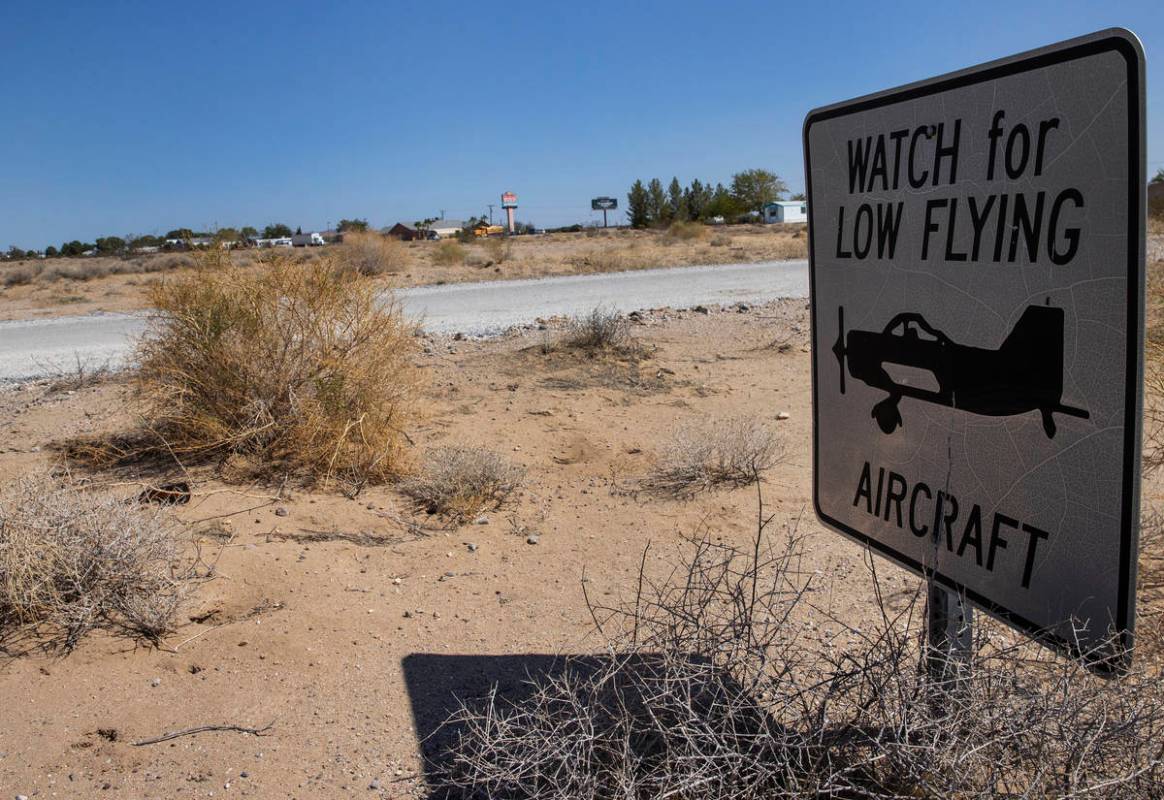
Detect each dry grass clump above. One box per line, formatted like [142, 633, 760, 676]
[567, 247, 627, 273]
[435, 510, 1164, 799]
[131, 250, 421, 489]
[433, 240, 466, 266]
[1, 264, 36, 287]
[562, 307, 637, 354]
[665, 220, 709, 241]
[645, 415, 783, 497]
[401, 446, 524, 521]
[482, 237, 512, 264]
[336, 230, 408, 276]
[0, 474, 194, 652]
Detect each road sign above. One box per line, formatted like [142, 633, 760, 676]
[591, 197, 618, 210]
[804, 29, 1145, 670]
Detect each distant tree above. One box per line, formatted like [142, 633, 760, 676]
[337, 218, 369, 233]
[730, 169, 787, 214]
[789, 192, 806, 201]
[95, 236, 126, 255]
[704, 183, 743, 221]
[647, 178, 669, 226]
[165, 228, 194, 241]
[44, 245, 59, 258]
[6, 246, 26, 260]
[60, 241, 90, 257]
[684, 179, 713, 221]
[626, 180, 650, 228]
[667, 177, 685, 222]
[263, 223, 292, 239]
[240, 226, 259, 239]
[214, 227, 240, 244]
[129, 235, 160, 250]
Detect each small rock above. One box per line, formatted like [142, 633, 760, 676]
[693, 305, 709, 314]
[736, 302, 750, 312]
[369, 778, 382, 790]
[402, 610, 413, 618]
[474, 515, 489, 525]
[366, 502, 376, 510]
[240, 771, 249, 778]
[776, 411, 790, 421]
[526, 535, 540, 545]
[466, 542, 478, 552]
[17, 794, 30, 800]
[150, 677, 161, 687]
[392, 577, 402, 585]
[453, 332, 465, 341]
[274, 506, 288, 517]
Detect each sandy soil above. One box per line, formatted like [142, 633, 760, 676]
[0, 299, 1160, 799]
[0, 226, 808, 322]
[0, 301, 897, 799]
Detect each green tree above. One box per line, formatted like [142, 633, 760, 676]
[337, 218, 369, 233]
[704, 183, 741, 221]
[684, 179, 713, 221]
[667, 177, 685, 222]
[44, 245, 59, 258]
[60, 240, 92, 257]
[647, 178, 669, 226]
[730, 169, 787, 214]
[789, 192, 806, 201]
[240, 226, 259, 239]
[626, 180, 650, 228]
[263, 223, 292, 239]
[165, 228, 194, 241]
[6, 246, 26, 260]
[95, 236, 126, 255]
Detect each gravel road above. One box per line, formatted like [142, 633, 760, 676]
[0, 259, 808, 382]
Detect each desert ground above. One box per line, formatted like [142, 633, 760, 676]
[0, 225, 808, 322]
[0, 231, 1161, 799]
[0, 288, 1161, 799]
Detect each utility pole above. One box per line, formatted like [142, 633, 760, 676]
[487, 204, 495, 225]
[439, 209, 446, 220]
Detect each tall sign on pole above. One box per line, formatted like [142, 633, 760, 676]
[804, 29, 1145, 673]
[501, 192, 518, 234]
[592, 197, 618, 228]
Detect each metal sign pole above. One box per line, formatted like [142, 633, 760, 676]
[926, 579, 972, 692]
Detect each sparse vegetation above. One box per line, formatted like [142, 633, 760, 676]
[128, 250, 421, 487]
[562, 307, 637, 355]
[0, 474, 194, 651]
[482, 237, 512, 264]
[644, 415, 783, 496]
[401, 446, 524, 521]
[665, 220, 709, 241]
[336, 230, 408, 276]
[433, 240, 466, 266]
[436, 510, 1164, 799]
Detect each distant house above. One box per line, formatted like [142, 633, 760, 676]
[253, 237, 293, 248]
[761, 201, 808, 224]
[318, 229, 342, 243]
[383, 223, 424, 241]
[423, 219, 466, 239]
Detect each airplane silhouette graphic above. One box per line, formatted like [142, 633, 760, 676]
[832, 302, 1089, 438]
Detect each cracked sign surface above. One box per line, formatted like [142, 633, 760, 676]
[804, 29, 1145, 668]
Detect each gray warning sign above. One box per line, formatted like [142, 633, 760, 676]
[804, 29, 1146, 668]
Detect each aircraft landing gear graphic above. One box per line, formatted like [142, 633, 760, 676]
[871, 395, 903, 434]
[832, 303, 1089, 438]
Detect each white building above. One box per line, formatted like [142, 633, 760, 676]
[761, 201, 808, 224]
[423, 219, 466, 239]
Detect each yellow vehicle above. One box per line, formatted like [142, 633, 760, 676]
[473, 224, 505, 238]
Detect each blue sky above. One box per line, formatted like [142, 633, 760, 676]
[2, 1, 1162, 249]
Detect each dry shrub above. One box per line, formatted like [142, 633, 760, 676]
[645, 415, 783, 497]
[401, 446, 524, 520]
[133, 250, 421, 488]
[337, 231, 407, 276]
[436, 508, 1164, 799]
[562, 307, 636, 354]
[482, 237, 512, 264]
[666, 220, 709, 241]
[0, 474, 194, 651]
[568, 248, 626, 273]
[2, 264, 37, 286]
[709, 233, 732, 248]
[433, 240, 466, 266]
[145, 253, 196, 273]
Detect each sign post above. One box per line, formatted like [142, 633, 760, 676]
[592, 196, 618, 228]
[804, 29, 1145, 674]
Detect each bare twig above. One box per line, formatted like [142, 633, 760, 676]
[132, 720, 275, 746]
